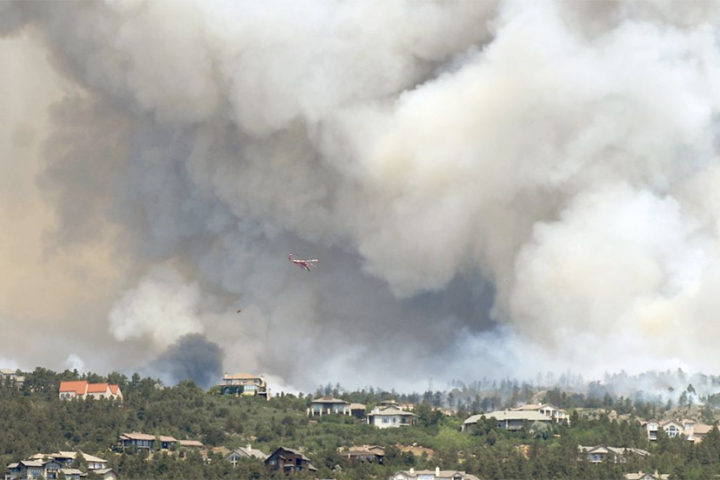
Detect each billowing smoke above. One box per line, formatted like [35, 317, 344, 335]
[2, 0, 720, 391]
[147, 334, 224, 389]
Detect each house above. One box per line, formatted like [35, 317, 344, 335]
[512, 403, 569, 424]
[226, 444, 268, 466]
[308, 396, 351, 416]
[178, 440, 204, 449]
[118, 432, 156, 450]
[367, 406, 416, 428]
[661, 420, 683, 439]
[5, 453, 115, 480]
[624, 472, 669, 480]
[5, 451, 117, 480]
[338, 445, 385, 463]
[58, 380, 122, 401]
[690, 423, 717, 443]
[389, 467, 480, 480]
[0, 369, 24, 388]
[643, 419, 700, 441]
[58, 468, 86, 480]
[643, 419, 659, 440]
[265, 447, 316, 474]
[350, 403, 366, 418]
[49, 451, 109, 471]
[5, 459, 63, 480]
[578, 446, 650, 463]
[219, 373, 268, 397]
[463, 410, 552, 431]
[93, 468, 118, 480]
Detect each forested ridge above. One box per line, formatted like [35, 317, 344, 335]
[3, 368, 720, 479]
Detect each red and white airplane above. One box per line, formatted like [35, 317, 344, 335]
[288, 253, 318, 271]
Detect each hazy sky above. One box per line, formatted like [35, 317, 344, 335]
[2, 0, 720, 392]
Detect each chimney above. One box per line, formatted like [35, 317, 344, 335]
[247, 444, 251, 450]
[409, 467, 414, 474]
[435, 466, 440, 477]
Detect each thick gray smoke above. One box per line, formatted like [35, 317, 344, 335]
[2, 0, 720, 391]
[147, 334, 224, 389]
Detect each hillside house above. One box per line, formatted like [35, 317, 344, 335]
[690, 423, 718, 443]
[219, 373, 268, 397]
[0, 369, 24, 388]
[463, 410, 552, 431]
[350, 403, 366, 418]
[578, 446, 650, 463]
[118, 432, 156, 450]
[265, 447, 316, 474]
[624, 472, 669, 480]
[5, 452, 116, 480]
[367, 406, 416, 428]
[339, 445, 385, 463]
[5, 459, 62, 480]
[178, 440, 204, 450]
[59, 381, 122, 401]
[513, 403, 569, 424]
[643, 419, 705, 441]
[389, 467, 480, 480]
[49, 451, 109, 471]
[308, 396, 351, 416]
[226, 444, 268, 466]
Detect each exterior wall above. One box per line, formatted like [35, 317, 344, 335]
[59, 391, 83, 400]
[221, 376, 267, 396]
[310, 402, 350, 416]
[369, 414, 413, 428]
[664, 423, 681, 438]
[121, 439, 154, 449]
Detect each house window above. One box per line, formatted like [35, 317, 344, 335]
[383, 418, 389, 423]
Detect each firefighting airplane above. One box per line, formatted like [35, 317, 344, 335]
[288, 253, 318, 271]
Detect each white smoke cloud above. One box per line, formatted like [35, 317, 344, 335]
[3, 0, 720, 390]
[108, 266, 204, 350]
[63, 353, 86, 372]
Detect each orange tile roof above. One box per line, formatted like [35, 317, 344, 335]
[109, 384, 120, 395]
[59, 381, 88, 395]
[86, 383, 109, 393]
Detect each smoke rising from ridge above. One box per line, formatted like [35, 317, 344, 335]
[147, 334, 224, 389]
[2, 0, 720, 390]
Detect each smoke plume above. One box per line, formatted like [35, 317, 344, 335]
[2, 0, 720, 390]
[147, 334, 224, 389]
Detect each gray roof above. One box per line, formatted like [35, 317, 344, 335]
[311, 396, 349, 405]
[229, 446, 267, 460]
[369, 407, 415, 417]
[392, 470, 480, 480]
[464, 410, 551, 424]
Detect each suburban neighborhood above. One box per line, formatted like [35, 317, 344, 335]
[3, 367, 720, 479]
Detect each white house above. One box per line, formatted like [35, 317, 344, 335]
[390, 467, 480, 480]
[463, 410, 552, 431]
[58, 381, 122, 401]
[309, 396, 351, 416]
[367, 406, 415, 428]
[513, 403, 569, 424]
[578, 446, 650, 463]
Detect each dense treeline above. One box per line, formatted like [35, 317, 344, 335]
[3, 368, 720, 479]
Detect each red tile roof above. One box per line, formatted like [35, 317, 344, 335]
[59, 381, 88, 395]
[86, 383, 109, 393]
[109, 384, 121, 395]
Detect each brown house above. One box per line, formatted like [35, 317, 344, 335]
[339, 445, 385, 463]
[265, 447, 317, 474]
